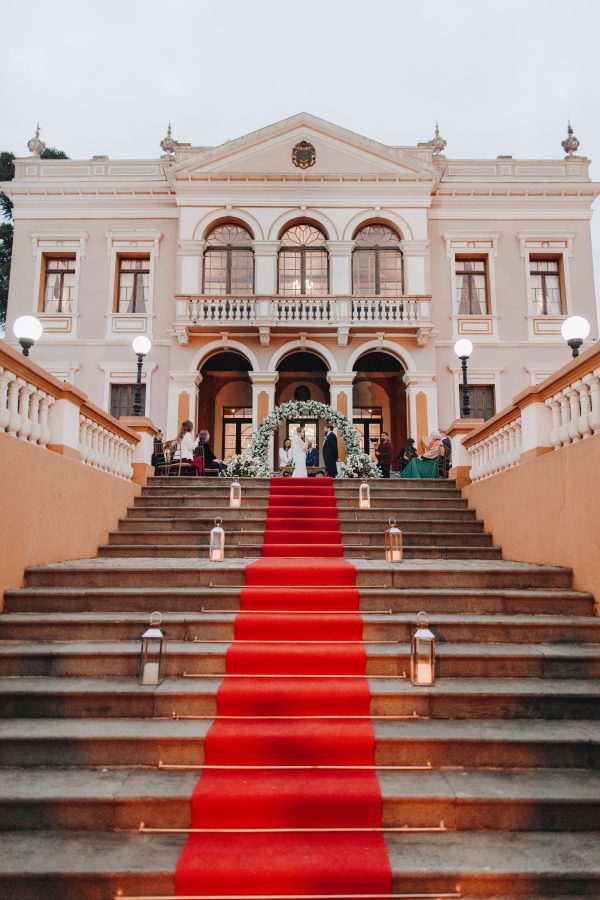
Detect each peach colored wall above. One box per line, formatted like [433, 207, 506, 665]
[465, 434, 600, 607]
[0, 433, 140, 603]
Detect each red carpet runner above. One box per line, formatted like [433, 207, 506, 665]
[175, 477, 392, 898]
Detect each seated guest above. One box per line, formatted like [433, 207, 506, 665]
[279, 438, 293, 470]
[151, 429, 166, 475]
[306, 441, 319, 467]
[439, 429, 452, 451]
[195, 429, 226, 474]
[397, 437, 417, 474]
[171, 420, 196, 463]
[421, 431, 443, 460]
[375, 432, 393, 478]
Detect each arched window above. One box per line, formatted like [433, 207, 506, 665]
[352, 224, 403, 295]
[203, 223, 254, 295]
[278, 223, 328, 295]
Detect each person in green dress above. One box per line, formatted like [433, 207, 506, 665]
[401, 432, 442, 479]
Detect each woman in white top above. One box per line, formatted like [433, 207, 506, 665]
[173, 420, 197, 460]
[290, 426, 308, 478]
[279, 438, 293, 469]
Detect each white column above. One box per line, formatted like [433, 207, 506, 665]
[177, 240, 206, 295]
[250, 372, 278, 431]
[327, 372, 356, 417]
[252, 241, 281, 295]
[400, 240, 430, 295]
[326, 241, 355, 295]
[519, 398, 553, 456]
[166, 371, 201, 439]
[402, 372, 438, 443]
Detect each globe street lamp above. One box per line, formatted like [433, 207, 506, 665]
[13, 316, 43, 357]
[561, 316, 590, 358]
[132, 335, 152, 416]
[454, 338, 473, 418]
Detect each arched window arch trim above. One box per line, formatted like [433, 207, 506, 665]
[352, 222, 403, 296]
[277, 221, 329, 296]
[202, 221, 255, 296]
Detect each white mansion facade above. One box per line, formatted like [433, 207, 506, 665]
[3, 113, 599, 463]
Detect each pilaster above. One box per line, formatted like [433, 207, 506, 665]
[403, 371, 438, 451]
[400, 239, 430, 295]
[167, 371, 201, 438]
[177, 240, 206, 294]
[326, 241, 355, 295]
[252, 241, 281, 295]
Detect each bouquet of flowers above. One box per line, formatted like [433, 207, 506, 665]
[337, 452, 382, 479]
[224, 452, 273, 478]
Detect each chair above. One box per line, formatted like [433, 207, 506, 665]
[164, 440, 198, 477]
[437, 443, 451, 478]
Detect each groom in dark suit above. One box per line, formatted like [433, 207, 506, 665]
[322, 423, 339, 478]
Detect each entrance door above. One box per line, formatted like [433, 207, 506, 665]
[222, 407, 253, 460]
[352, 407, 383, 460]
[288, 419, 319, 454]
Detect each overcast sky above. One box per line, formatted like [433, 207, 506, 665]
[2, 0, 600, 319]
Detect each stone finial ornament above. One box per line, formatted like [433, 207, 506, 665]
[561, 121, 580, 157]
[27, 123, 46, 157]
[429, 121, 447, 156]
[160, 122, 176, 158]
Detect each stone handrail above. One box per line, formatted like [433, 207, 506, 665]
[0, 340, 139, 480]
[175, 294, 431, 326]
[459, 343, 600, 483]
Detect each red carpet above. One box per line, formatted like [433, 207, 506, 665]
[175, 476, 392, 899]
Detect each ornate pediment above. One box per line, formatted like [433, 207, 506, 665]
[169, 113, 435, 181]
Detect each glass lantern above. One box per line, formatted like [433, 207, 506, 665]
[209, 517, 225, 562]
[385, 517, 403, 562]
[410, 611, 436, 686]
[359, 481, 371, 510]
[138, 611, 166, 686]
[229, 480, 242, 509]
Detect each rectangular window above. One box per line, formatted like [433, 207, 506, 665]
[460, 385, 495, 421]
[455, 257, 489, 315]
[352, 407, 383, 457]
[529, 257, 563, 315]
[116, 256, 150, 313]
[110, 384, 146, 418]
[41, 255, 76, 313]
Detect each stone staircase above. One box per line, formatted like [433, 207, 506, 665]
[0, 476, 599, 899]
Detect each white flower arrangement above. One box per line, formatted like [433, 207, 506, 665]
[224, 400, 380, 478]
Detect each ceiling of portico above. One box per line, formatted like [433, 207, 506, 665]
[170, 113, 435, 182]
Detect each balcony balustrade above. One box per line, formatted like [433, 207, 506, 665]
[173, 294, 432, 346]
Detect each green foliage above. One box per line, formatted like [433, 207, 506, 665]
[0, 147, 68, 333]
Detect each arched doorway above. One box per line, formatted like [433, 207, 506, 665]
[352, 351, 407, 463]
[197, 351, 252, 461]
[274, 350, 330, 465]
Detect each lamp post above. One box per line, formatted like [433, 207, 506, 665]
[131, 335, 152, 416]
[561, 316, 590, 358]
[13, 316, 43, 357]
[454, 338, 474, 418]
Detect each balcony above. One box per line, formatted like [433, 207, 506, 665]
[173, 294, 433, 346]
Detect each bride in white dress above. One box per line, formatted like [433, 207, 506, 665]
[290, 426, 308, 478]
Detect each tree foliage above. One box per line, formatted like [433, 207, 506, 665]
[0, 147, 68, 334]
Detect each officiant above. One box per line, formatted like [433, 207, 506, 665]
[322, 423, 338, 477]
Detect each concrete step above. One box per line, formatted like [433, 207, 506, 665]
[4, 586, 593, 616]
[126, 504, 479, 521]
[97, 543, 504, 560]
[134, 494, 470, 509]
[0, 717, 598, 768]
[2, 610, 599, 644]
[106, 529, 494, 548]
[2, 675, 600, 720]
[2, 767, 599, 833]
[19, 559, 575, 591]
[118, 515, 486, 533]
[2, 829, 598, 900]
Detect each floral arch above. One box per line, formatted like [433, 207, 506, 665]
[224, 400, 381, 478]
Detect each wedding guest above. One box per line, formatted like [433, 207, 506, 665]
[306, 441, 319, 467]
[172, 420, 196, 462]
[397, 437, 417, 474]
[279, 438, 293, 470]
[151, 429, 166, 475]
[375, 431, 393, 478]
[196, 429, 226, 474]
[421, 431, 443, 460]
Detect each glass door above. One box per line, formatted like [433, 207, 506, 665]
[352, 407, 383, 459]
[222, 407, 253, 460]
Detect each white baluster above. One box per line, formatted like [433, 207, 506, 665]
[17, 383, 34, 442]
[39, 395, 53, 447]
[546, 396, 562, 449]
[584, 371, 600, 435]
[0, 369, 15, 432]
[557, 392, 571, 447]
[29, 390, 42, 444]
[566, 386, 582, 443]
[575, 380, 593, 440]
[7, 379, 23, 436]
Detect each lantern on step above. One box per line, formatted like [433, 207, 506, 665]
[229, 480, 242, 509]
[410, 611, 436, 686]
[138, 611, 166, 686]
[385, 517, 403, 562]
[359, 481, 371, 510]
[209, 517, 225, 562]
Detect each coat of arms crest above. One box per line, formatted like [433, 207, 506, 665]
[291, 140, 316, 169]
